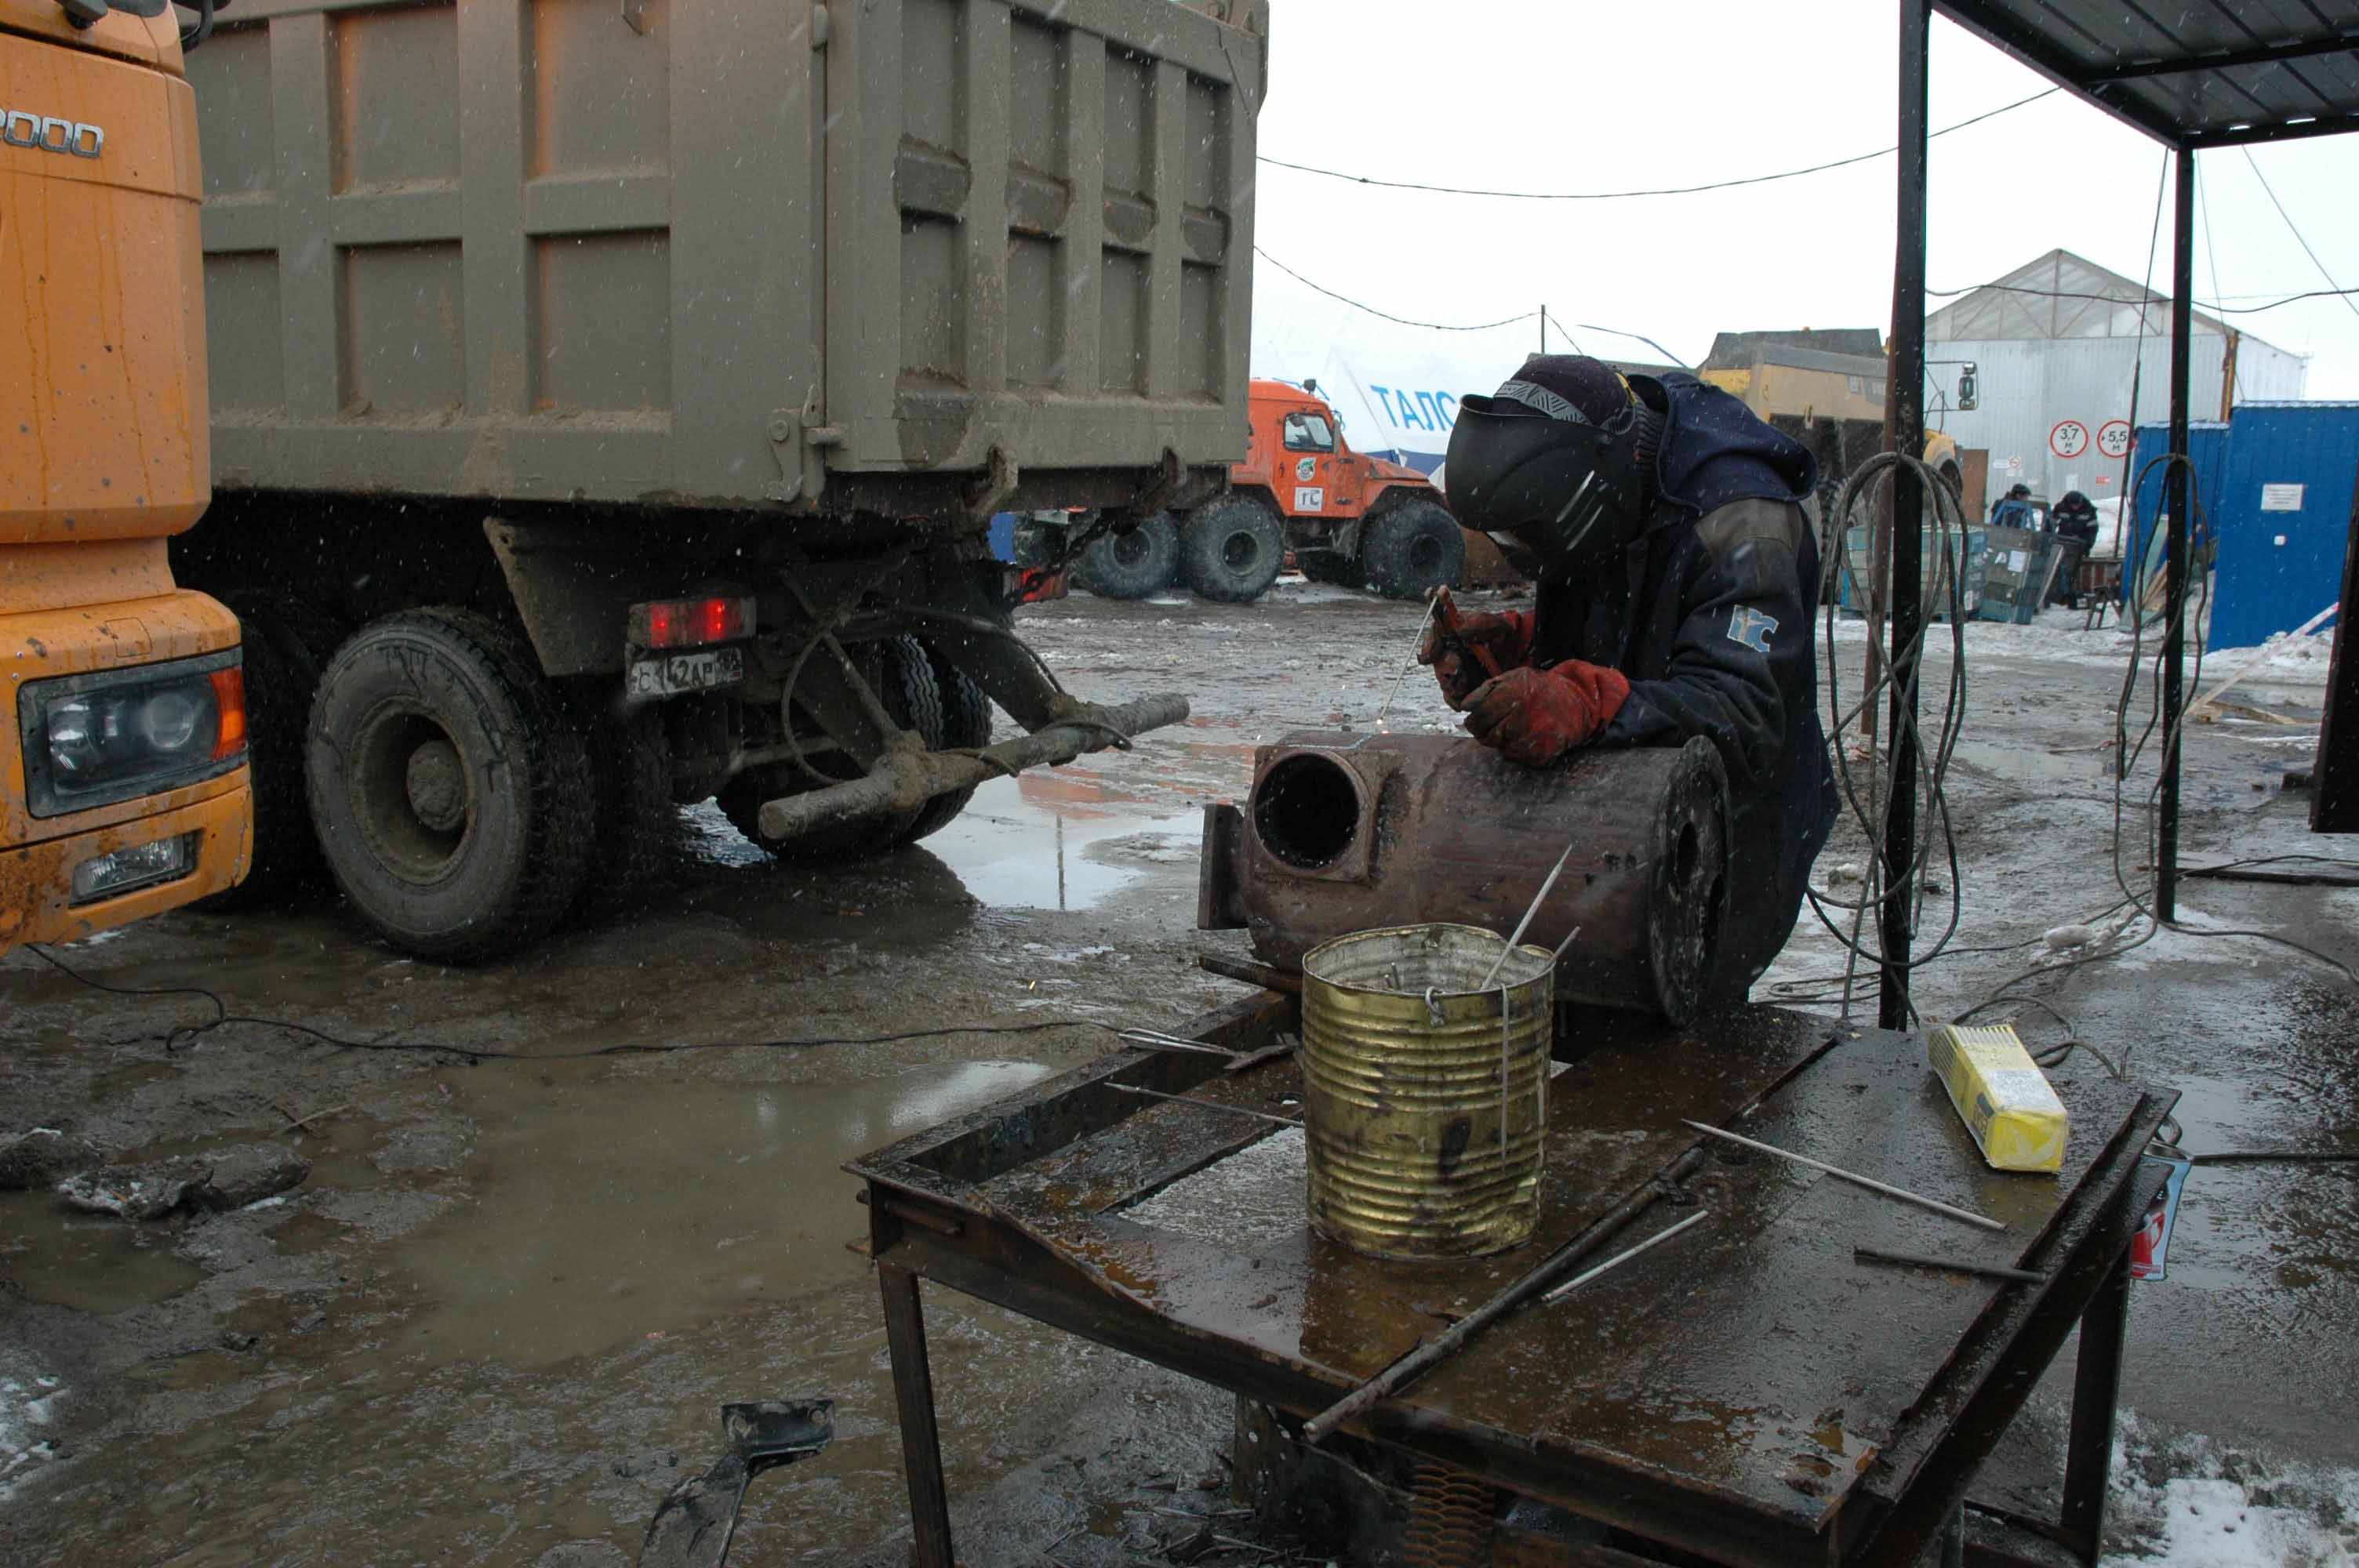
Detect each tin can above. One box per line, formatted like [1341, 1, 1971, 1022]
[1300, 924, 1554, 1260]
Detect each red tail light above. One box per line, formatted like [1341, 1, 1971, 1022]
[629, 596, 755, 649]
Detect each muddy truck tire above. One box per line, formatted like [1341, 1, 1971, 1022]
[1360, 499, 1465, 601]
[198, 593, 346, 909]
[900, 642, 993, 844]
[567, 698, 677, 923]
[306, 608, 595, 962]
[1074, 512, 1180, 600]
[1181, 495, 1285, 603]
[718, 636, 945, 865]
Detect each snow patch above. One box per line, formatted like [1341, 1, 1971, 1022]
[2103, 1415, 2359, 1566]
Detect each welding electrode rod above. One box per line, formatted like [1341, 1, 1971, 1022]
[1480, 842, 1578, 990]
[1854, 1247, 2045, 1284]
[1539, 1208, 1710, 1305]
[1372, 592, 1445, 731]
[1118, 1029, 1237, 1059]
[1679, 1120, 2006, 1232]
[1299, 1145, 1711, 1448]
[1106, 1083, 1303, 1128]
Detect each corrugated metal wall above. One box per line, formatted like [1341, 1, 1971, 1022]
[1927, 335, 2306, 508]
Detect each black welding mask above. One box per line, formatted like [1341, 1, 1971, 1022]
[1444, 390, 1648, 586]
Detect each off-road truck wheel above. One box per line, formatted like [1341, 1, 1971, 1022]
[1075, 512, 1180, 599]
[1361, 499, 1466, 601]
[306, 608, 594, 962]
[1181, 495, 1286, 603]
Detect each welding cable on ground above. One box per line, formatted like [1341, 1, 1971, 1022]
[16, 945, 1143, 1062]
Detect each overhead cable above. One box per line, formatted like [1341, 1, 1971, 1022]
[1253, 246, 1538, 332]
[2240, 146, 2359, 325]
[1256, 88, 2060, 201]
[1925, 280, 2357, 314]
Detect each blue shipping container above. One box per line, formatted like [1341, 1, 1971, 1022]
[2208, 404, 2359, 651]
[2127, 420, 2230, 604]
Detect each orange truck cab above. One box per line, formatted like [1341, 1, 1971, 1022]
[1, 0, 250, 953]
[1065, 379, 1467, 604]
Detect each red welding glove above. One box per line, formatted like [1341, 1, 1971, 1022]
[1462, 660, 1632, 767]
[1416, 591, 1535, 710]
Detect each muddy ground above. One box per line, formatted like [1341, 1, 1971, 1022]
[3, 580, 2354, 1567]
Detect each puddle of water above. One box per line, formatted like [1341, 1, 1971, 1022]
[384, 1058, 1057, 1366]
[919, 775, 1201, 912]
[0, 1192, 206, 1314]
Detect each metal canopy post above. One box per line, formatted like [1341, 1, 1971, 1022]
[1881, 0, 1932, 1031]
[2158, 147, 2195, 922]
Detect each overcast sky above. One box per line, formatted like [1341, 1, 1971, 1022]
[1245, 2, 2359, 401]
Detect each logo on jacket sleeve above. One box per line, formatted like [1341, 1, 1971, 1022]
[1726, 604, 1779, 654]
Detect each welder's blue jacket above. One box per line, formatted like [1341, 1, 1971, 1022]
[1528, 373, 1839, 992]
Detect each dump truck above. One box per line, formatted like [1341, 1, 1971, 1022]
[174, 0, 1267, 960]
[2, 0, 253, 955]
[1057, 376, 1463, 603]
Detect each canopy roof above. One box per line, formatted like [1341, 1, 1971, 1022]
[1936, 2, 2359, 149]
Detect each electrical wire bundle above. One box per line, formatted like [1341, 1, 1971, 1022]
[1787, 451, 1978, 1026]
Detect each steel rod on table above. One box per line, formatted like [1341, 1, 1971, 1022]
[1854, 1246, 2043, 1284]
[1107, 1083, 1302, 1128]
[1299, 1145, 1710, 1447]
[1681, 1120, 2005, 1231]
[1540, 1209, 1710, 1305]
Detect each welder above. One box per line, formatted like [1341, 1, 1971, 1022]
[1419, 355, 1838, 1004]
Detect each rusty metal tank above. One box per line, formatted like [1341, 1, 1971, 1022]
[1301, 924, 1554, 1260]
[1200, 731, 1728, 1023]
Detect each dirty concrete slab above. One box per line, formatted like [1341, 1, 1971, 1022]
[3, 582, 2354, 1566]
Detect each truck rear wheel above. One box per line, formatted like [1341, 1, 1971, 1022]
[1181, 495, 1285, 603]
[306, 608, 594, 962]
[1361, 499, 1465, 601]
[718, 636, 941, 865]
[200, 593, 341, 908]
[900, 644, 992, 844]
[1075, 513, 1180, 600]
[569, 699, 676, 921]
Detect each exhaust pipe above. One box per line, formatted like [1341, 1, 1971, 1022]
[756, 691, 1190, 842]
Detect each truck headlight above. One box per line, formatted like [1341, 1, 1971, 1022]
[18, 650, 248, 818]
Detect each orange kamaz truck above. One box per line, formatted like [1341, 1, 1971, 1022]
[1, 0, 249, 953]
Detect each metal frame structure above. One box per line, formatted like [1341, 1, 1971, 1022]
[854, 986, 2176, 1566]
[1880, 3, 2359, 1022]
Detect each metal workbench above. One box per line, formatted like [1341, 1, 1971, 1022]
[848, 987, 2174, 1566]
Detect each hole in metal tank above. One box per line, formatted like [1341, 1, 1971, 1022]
[1253, 753, 1358, 869]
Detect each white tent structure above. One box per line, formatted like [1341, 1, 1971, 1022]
[1924, 249, 2306, 505]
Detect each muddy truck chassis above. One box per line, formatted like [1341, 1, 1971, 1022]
[175, 0, 1267, 960]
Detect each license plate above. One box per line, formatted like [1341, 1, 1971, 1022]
[628, 646, 744, 699]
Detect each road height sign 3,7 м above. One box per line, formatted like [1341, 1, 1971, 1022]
[2050, 419, 2090, 459]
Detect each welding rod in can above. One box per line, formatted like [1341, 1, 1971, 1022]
[1300, 1144, 1713, 1448]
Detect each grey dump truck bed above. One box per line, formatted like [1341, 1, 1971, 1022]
[193, 0, 1263, 513]
[178, 0, 1267, 963]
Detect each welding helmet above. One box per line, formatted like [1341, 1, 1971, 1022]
[1444, 356, 1650, 585]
